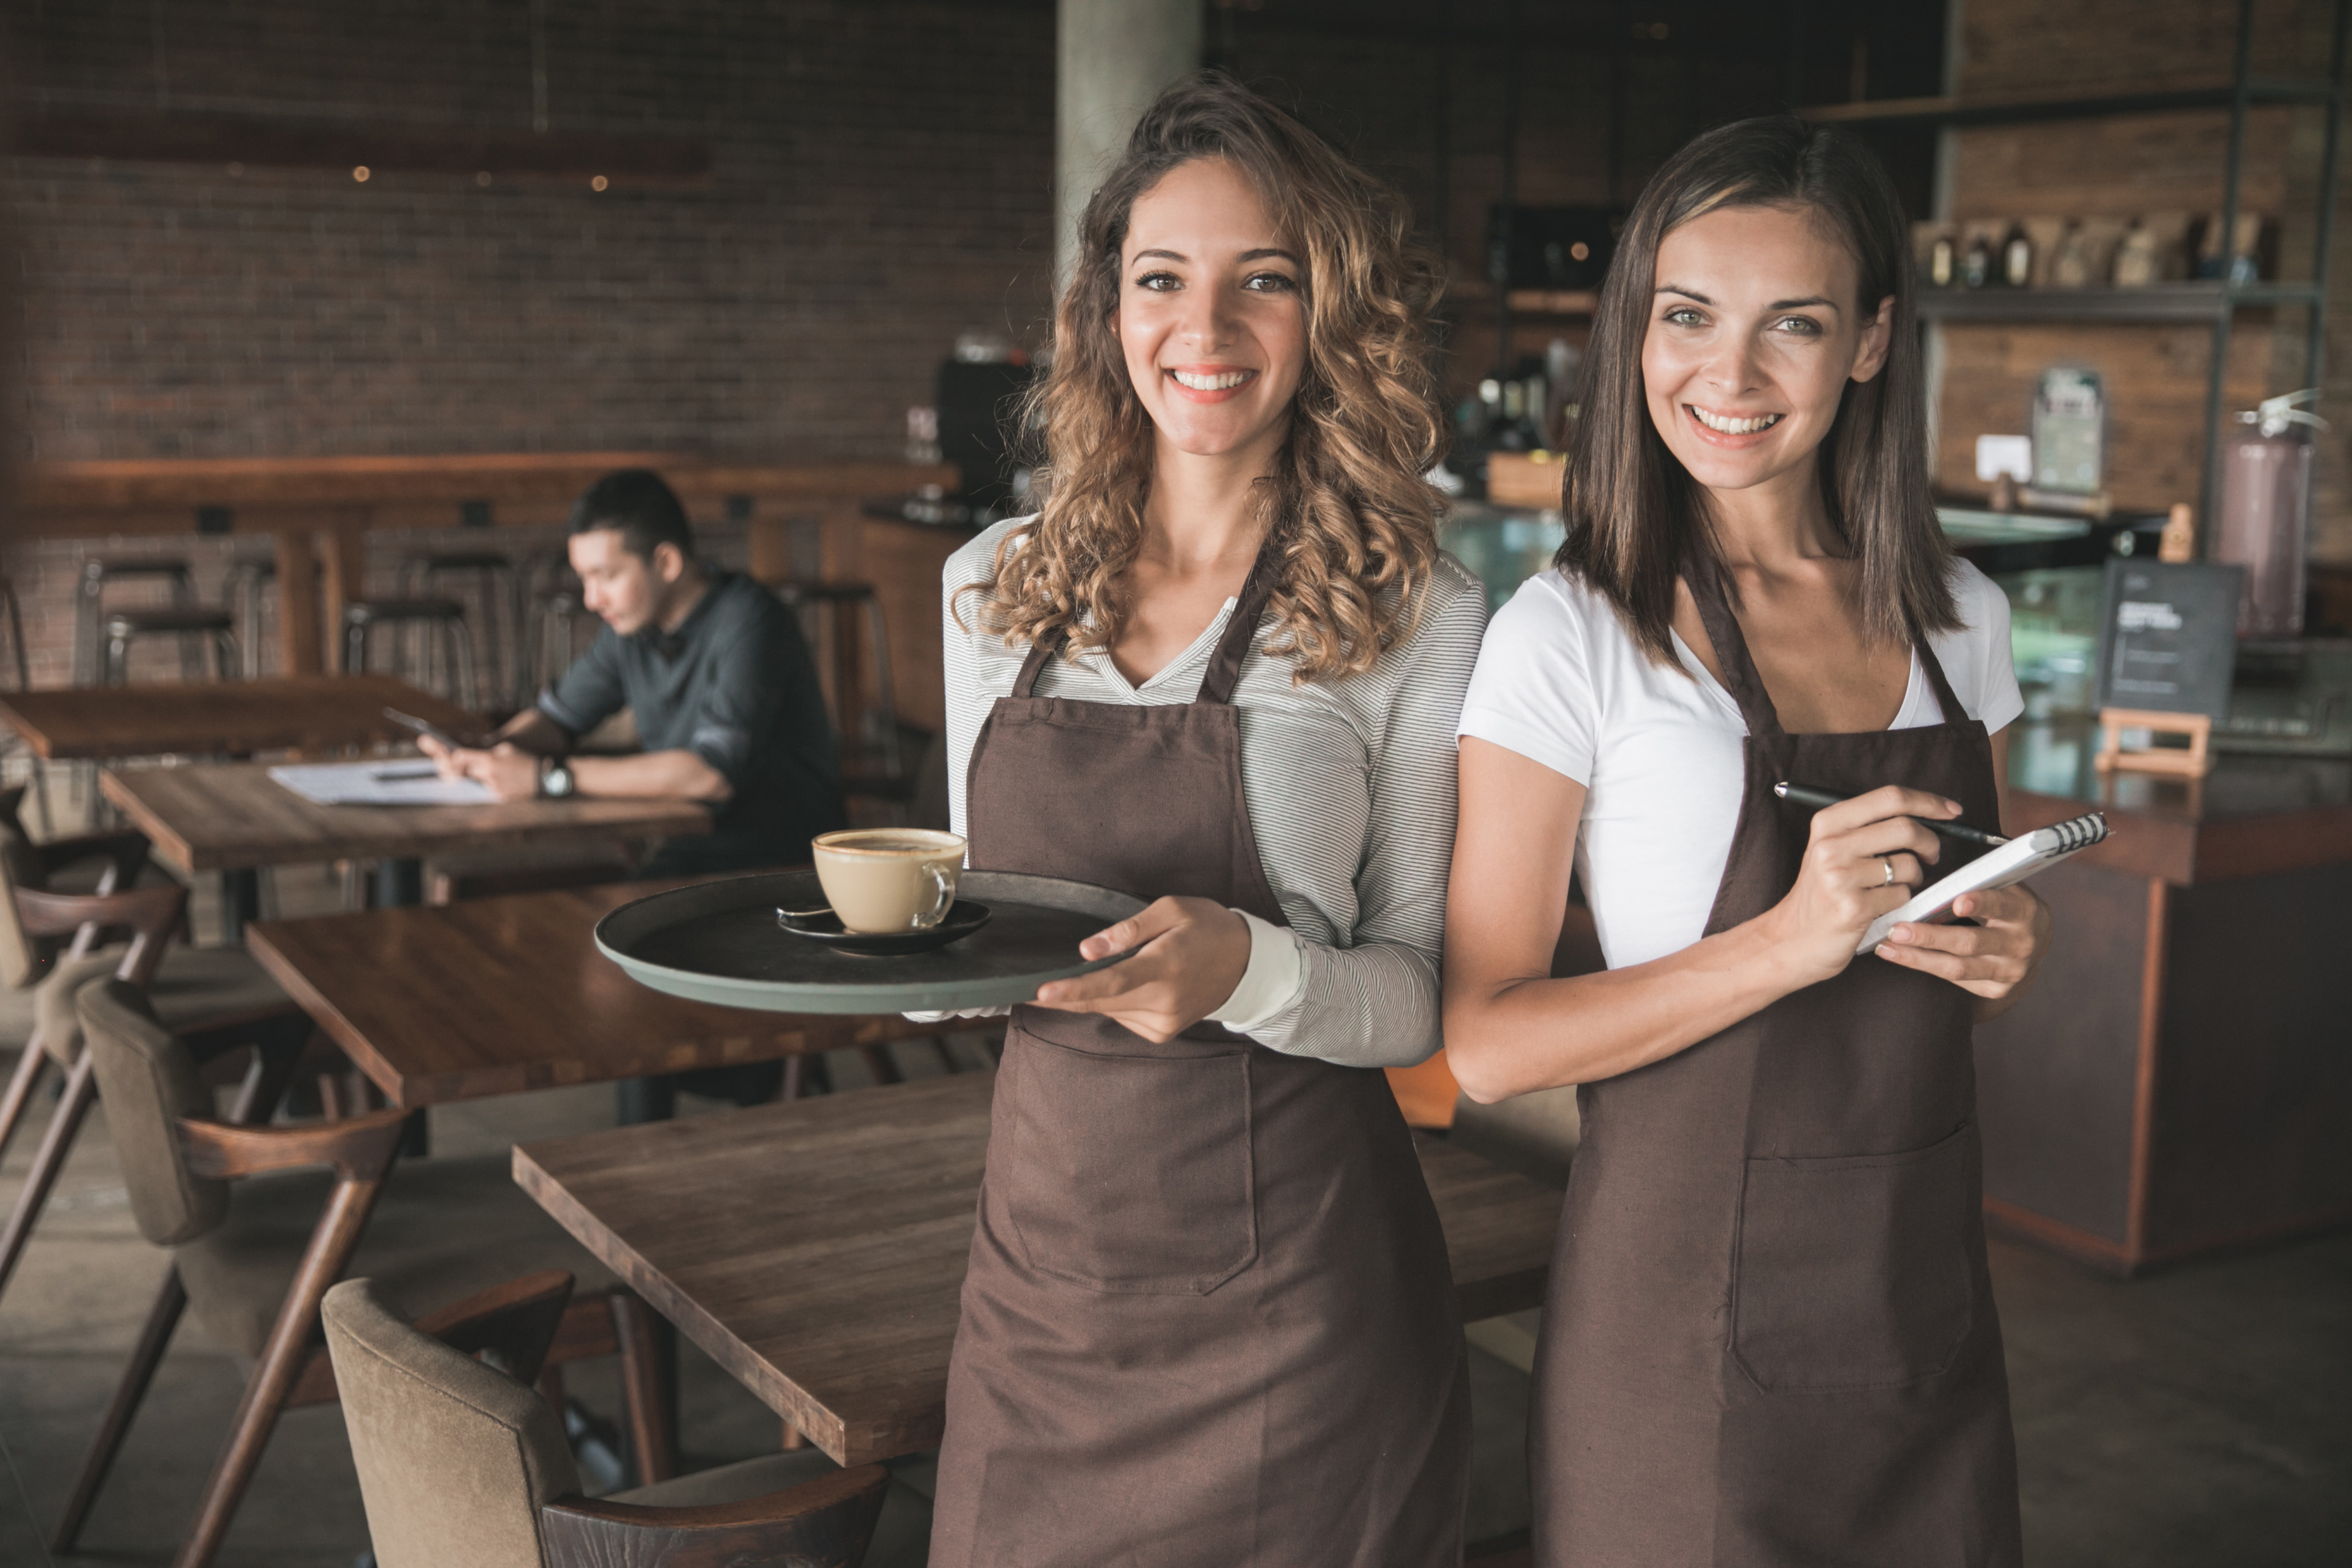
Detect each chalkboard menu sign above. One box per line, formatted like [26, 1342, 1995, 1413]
[2094, 559, 2245, 719]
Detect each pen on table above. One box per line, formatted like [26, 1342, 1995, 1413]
[1773, 782, 2009, 846]
[370, 766, 441, 782]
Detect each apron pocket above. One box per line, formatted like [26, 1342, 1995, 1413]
[1730, 1122, 1977, 1392]
[999, 1021, 1258, 1295]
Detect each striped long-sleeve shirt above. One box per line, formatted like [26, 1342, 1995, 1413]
[941, 518, 1487, 1068]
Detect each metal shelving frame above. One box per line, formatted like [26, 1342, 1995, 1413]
[1826, 0, 2352, 532]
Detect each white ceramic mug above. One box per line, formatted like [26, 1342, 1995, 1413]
[812, 829, 966, 934]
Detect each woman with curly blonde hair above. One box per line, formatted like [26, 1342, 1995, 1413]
[928, 72, 1484, 1567]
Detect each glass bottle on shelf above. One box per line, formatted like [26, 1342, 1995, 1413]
[1962, 228, 1993, 289]
[2228, 214, 2263, 284]
[2050, 222, 2096, 288]
[2113, 222, 2162, 288]
[2001, 222, 2033, 288]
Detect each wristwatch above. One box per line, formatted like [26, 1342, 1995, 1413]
[540, 758, 577, 799]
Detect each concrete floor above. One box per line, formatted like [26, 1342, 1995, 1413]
[0, 1055, 2341, 1566]
[0, 833, 2339, 1563]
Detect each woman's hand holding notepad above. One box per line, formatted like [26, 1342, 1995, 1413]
[1857, 813, 2108, 954]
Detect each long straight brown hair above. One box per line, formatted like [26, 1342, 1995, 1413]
[1557, 115, 1957, 665]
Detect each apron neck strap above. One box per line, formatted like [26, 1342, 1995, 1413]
[1012, 628, 1065, 698]
[1198, 540, 1283, 707]
[1009, 539, 1283, 704]
[1683, 549, 1785, 739]
[1911, 619, 1967, 727]
[1685, 549, 1974, 733]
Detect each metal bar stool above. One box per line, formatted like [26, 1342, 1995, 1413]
[526, 586, 590, 695]
[0, 577, 52, 835]
[342, 598, 478, 709]
[99, 606, 239, 687]
[399, 551, 518, 709]
[76, 558, 195, 686]
[518, 551, 588, 695]
[771, 580, 908, 820]
[772, 580, 903, 774]
[228, 558, 278, 679]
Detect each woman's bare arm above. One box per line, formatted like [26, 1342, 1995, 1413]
[1442, 738, 1955, 1102]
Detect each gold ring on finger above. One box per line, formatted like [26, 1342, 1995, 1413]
[1881, 856, 1896, 886]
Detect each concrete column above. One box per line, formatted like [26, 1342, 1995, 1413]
[1056, 0, 1202, 289]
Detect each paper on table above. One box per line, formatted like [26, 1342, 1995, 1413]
[268, 761, 496, 806]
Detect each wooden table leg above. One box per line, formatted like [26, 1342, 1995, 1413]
[222, 869, 261, 943]
[271, 528, 322, 676]
[319, 521, 368, 675]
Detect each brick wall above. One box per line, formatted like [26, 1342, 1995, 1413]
[3, 0, 1058, 466]
[1213, 3, 1811, 403]
[1939, 0, 2352, 563]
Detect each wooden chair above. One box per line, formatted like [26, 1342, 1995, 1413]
[324, 1270, 930, 1567]
[0, 574, 54, 833]
[58, 979, 679, 1568]
[0, 790, 309, 1305]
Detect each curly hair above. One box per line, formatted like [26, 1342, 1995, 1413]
[962, 71, 1448, 683]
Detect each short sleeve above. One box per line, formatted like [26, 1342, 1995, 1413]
[683, 616, 785, 786]
[1954, 563, 2025, 734]
[1455, 572, 1600, 786]
[538, 629, 626, 737]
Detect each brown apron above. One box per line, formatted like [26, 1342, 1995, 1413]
[930, 554, 1472, 1568]
[1531, 556, 2021, 1567]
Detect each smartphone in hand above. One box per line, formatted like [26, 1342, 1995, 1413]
[382, 707, 467, 750]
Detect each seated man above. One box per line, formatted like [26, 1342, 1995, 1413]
[428, 469, 846, 1117]
[425, 468, 845, 877]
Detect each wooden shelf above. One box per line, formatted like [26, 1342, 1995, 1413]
[10, 112, 713, 185]
[1802, 77, 2339, 128]
[1916, 282, 2322, 324]
[1447, 283, 1599, 318]
[1505, 289, 1598, 316]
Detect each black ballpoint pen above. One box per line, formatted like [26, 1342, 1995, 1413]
[1773, 781, 2009, 846]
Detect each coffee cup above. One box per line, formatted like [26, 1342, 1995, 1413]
[812, 829, 966, 934]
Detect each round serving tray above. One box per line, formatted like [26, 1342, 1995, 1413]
[594, 869, 1146, 1016]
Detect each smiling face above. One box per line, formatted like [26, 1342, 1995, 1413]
[1114, 156, 1309, 465]
[1640, 202, 1892, 504]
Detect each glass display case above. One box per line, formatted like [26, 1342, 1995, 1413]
[1439, 501, 1566, 617]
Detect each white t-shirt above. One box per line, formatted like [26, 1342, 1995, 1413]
[1456, 563, 2024, 971]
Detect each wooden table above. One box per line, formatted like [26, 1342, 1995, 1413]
[1977, 718, 2352, 1274]
[245, 881, 944, 1107]
[515, 1071, 1565, 1466]
[0, 674, 476, 760]
[99, 759, 709, 875]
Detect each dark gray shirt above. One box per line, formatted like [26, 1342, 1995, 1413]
[538, 570, 843, 868]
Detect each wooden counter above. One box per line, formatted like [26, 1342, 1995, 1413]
[1978, 719, 2352, 1274]
[14, 453, 957, 679]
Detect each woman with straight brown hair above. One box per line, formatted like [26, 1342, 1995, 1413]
[927, 73, 1480, 1566]
[1446, 117, 2047, 1564]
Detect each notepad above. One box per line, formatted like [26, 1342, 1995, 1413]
[268, 761, 495, 806]
[1860, 812, 2108, 954]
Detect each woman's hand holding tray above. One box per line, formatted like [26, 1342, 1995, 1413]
[595, 869, 1147, 1015]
